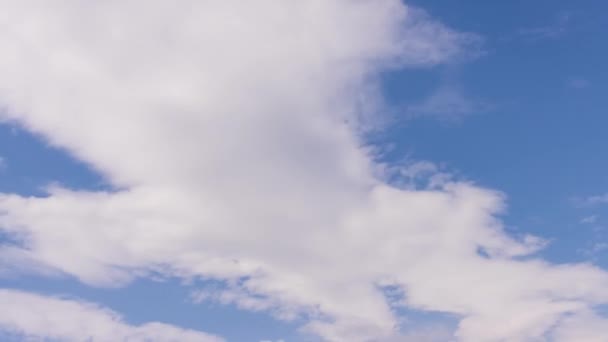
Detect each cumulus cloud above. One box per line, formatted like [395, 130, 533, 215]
[0, 1, 607, 341]
[0, 288, 222, 342]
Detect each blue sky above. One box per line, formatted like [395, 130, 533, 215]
[1, 1, 608, 341]
[392, 0, 608, 265]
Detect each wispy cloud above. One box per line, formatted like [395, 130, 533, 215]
[568, 77, 591, 89]
[578, 194, 608, 206]
[404, 83, 490, 123]
[517, 11, 573, 41]
[581, 215, 598, 224]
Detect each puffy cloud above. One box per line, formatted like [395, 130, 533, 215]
[0, 288, 222, 342]
[0, 1, 607, 341]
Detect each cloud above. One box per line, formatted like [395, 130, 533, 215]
[517, 11, 573, 41]
[0, 288, 222, 342]
[581, 215, 598, 224]
[568, 77, 591, 89]
[551, 310, 608, 341]
[578, 194, 608, 206]
[0, 1, 607, 341]
[404, 84, 487, 122]
[589, 194, 608, 205]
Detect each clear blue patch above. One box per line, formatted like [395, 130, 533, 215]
[0, 123, 111, 196]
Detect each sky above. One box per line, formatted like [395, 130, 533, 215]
[0, 1, 607, 341]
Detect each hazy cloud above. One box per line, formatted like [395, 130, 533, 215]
[568, 77, 591, 89]
[404, 84, 488, 122]
[581, 215, 598, 224]
[517, 11, 573, 41]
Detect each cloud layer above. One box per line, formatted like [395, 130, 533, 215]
[0, 1, 608, 341]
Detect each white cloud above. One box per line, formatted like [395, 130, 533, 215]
[0, 288, 222, 342]
[0, 1, 607, 341]
[581, 215, 598, 224]
[551, 310, 608, 342]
